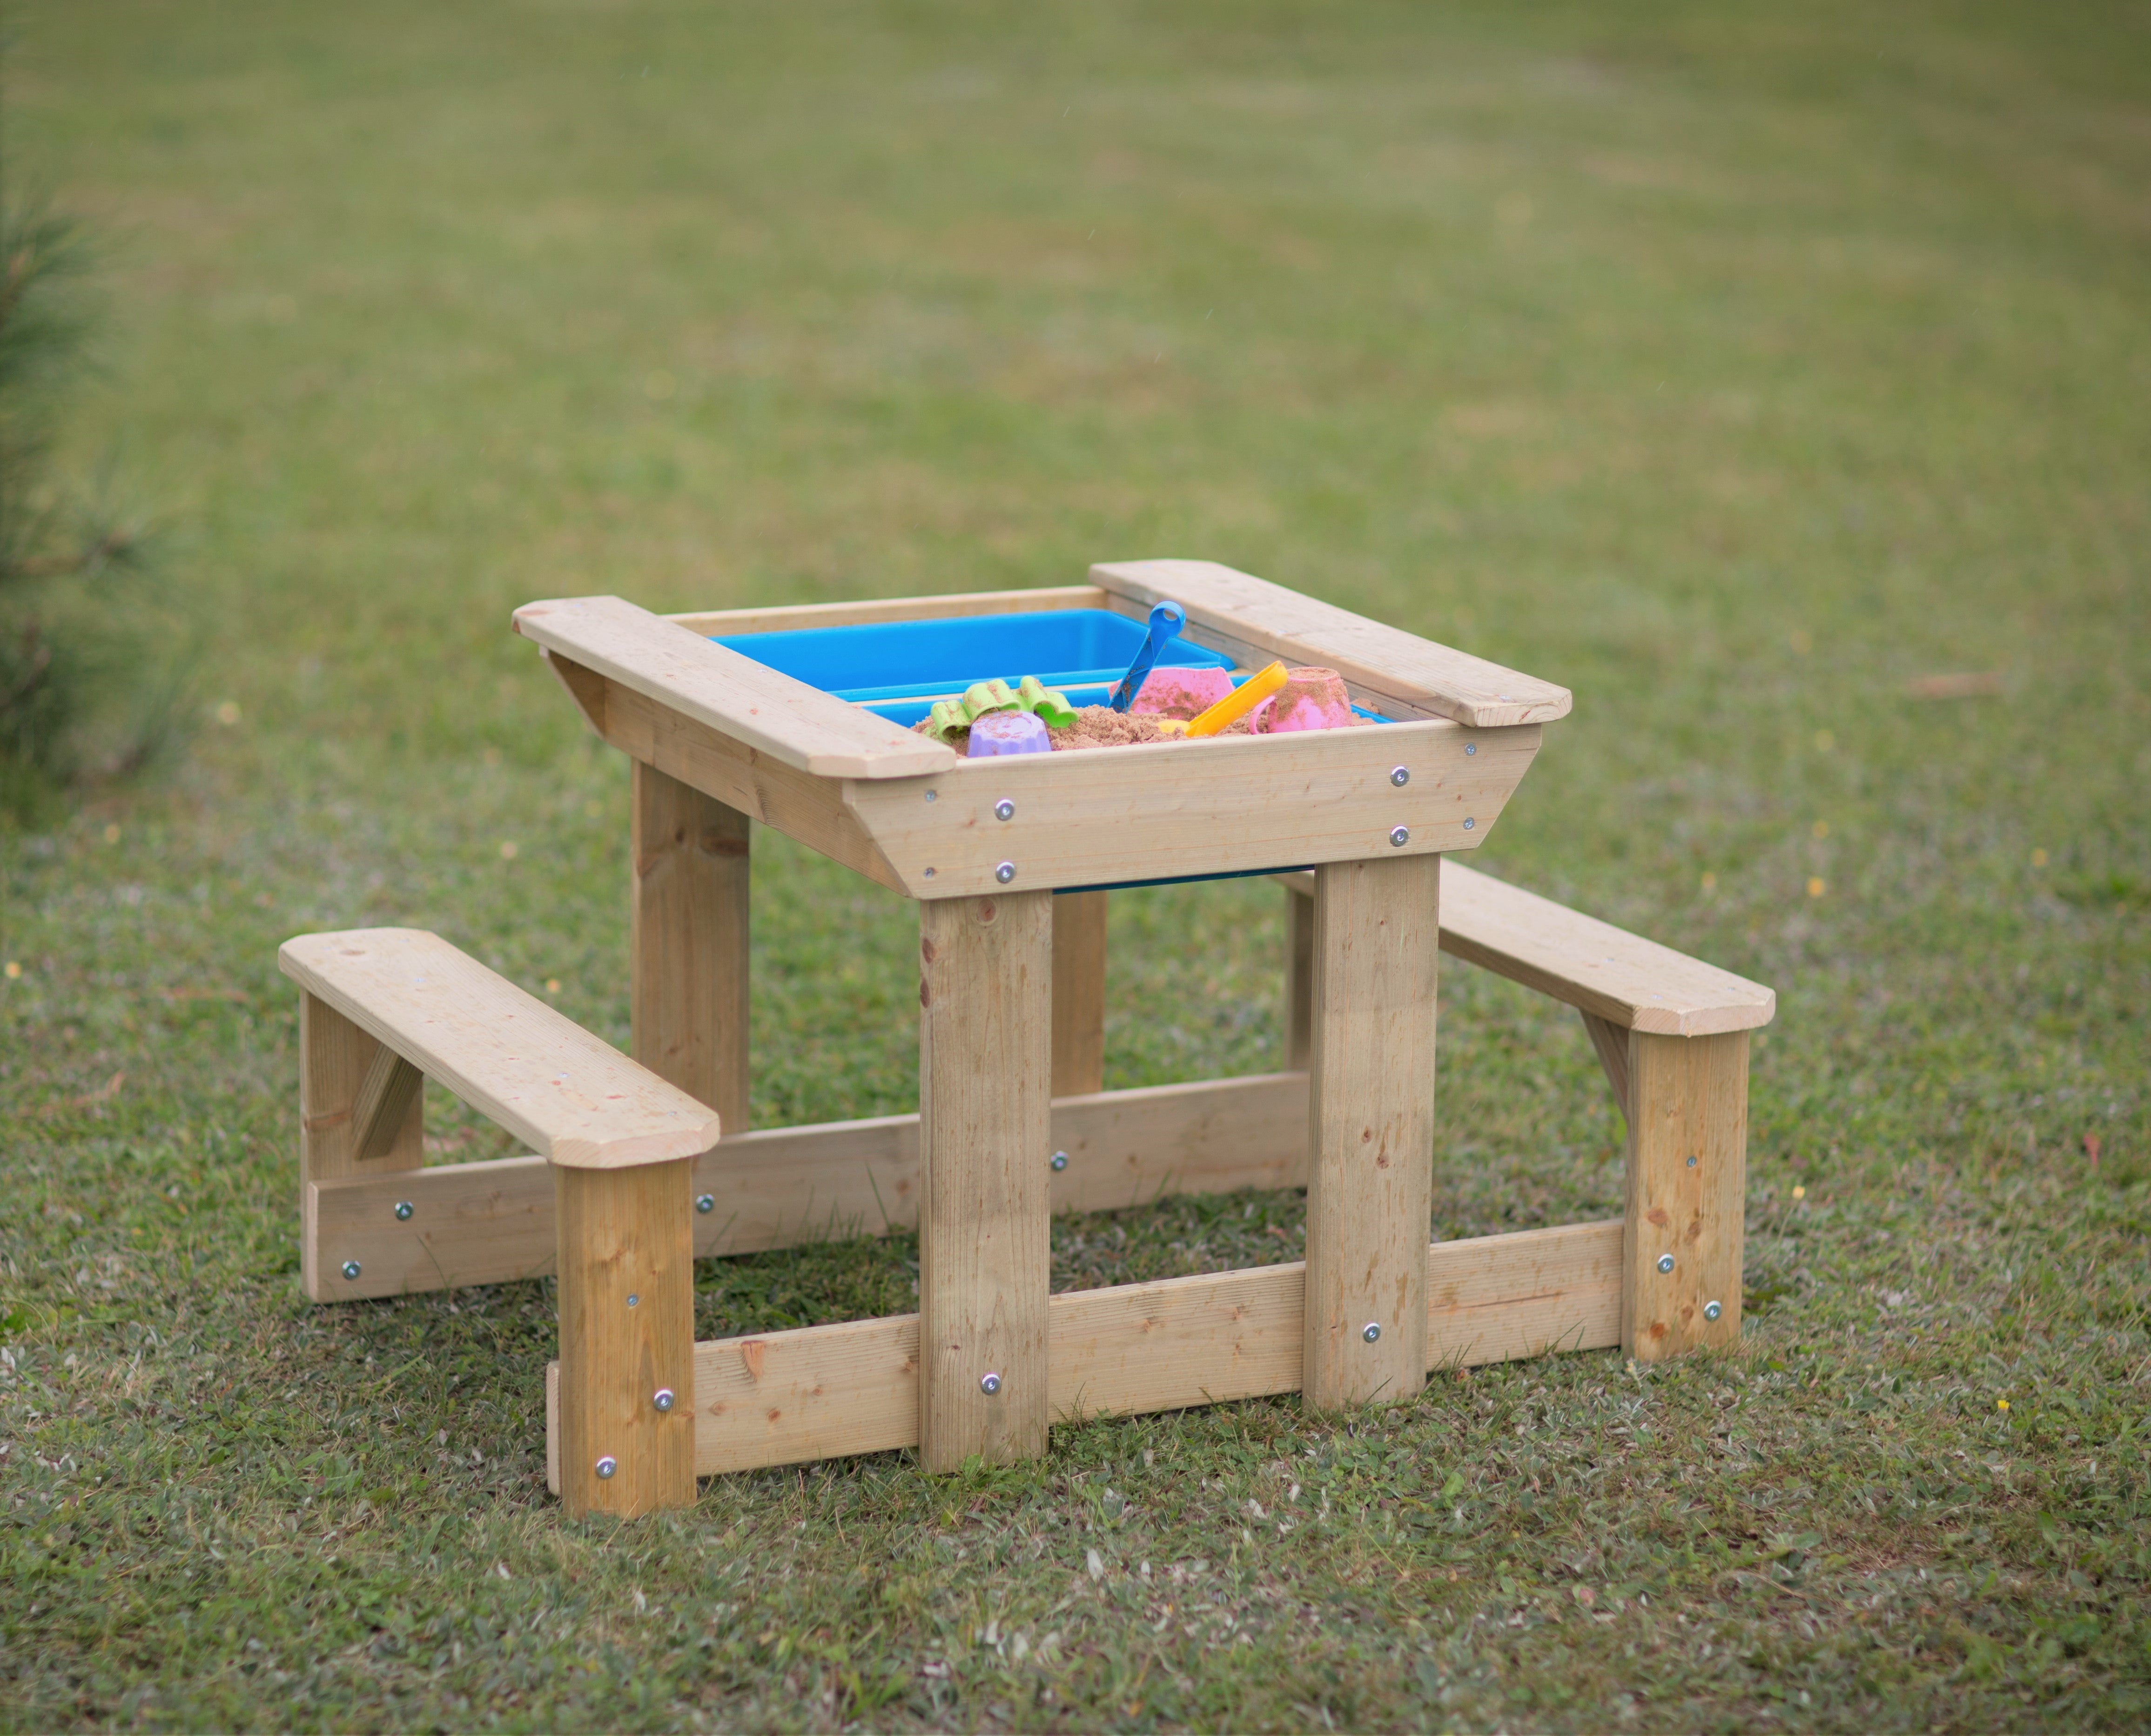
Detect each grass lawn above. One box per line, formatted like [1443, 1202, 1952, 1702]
[4, 0, 2149, 1727]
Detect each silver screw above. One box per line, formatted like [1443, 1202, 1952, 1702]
[980, 1371, 1002, 1395]
[1389, 826, 1410, 848]
[1362, 1322, 1382, 1344]
[1050, 1151, 1068, 1171]
[1465, 742, 1477, 756]
[652, 1387, 676, 1413]
[995, 861, 1015, 883]
[1703, 1300, 1723, 1322]
[1462, 817, 1476, 831]
[696, 1192, 715, 1213]
[1390, 766, 1409, 787]
[393, 1200, 413, 1221]
[1686, 1156, 1697, 1169]
[595, 1455, 617, 1480]
[1656, 1254, 1675, 1274]
[341, 1260, 362, 1280]
[994, 798, 1015, 821]
[626, 1293, 639, 1308]
[924, 789, 937, 803]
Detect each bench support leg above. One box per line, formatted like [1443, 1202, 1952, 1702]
[298, 990, 423, 1301]
[1050, 890, 1108, 1097]
[1304, 855, 1439, 1409]
[632, 760, 751, 1132]
[1622, 1029, 1748, 1360]
[918, 890, 1053, 1472]
[554, 1159, 697, 1517]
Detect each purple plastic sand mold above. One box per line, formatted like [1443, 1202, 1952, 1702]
[966, 710, 1052, 757]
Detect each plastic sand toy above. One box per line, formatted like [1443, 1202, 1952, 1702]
[1255, 666, 1356, 733]
[967, 710, 1051, 756]
[1130, 665, 1234, 720]
[1185, 660, 1289, 738]
[1107, 600, 1186, 712]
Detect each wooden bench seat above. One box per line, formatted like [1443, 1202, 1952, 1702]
[1278, 858, 1771, 1116]
[280, 927, 719, 1519]
[279, 928, 722, 1171]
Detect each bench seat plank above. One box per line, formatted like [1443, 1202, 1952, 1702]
[279, 929, 723, 1170]
[1279, 860, 1774, 1036]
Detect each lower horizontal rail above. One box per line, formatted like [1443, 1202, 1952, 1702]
[544, 1219, 1621, 1487]
[308, 1073, 1308, 1302]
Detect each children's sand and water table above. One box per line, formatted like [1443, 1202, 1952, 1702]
[281, 558, 1774, 1517]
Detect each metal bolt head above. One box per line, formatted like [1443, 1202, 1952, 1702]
[1389, 826, 1410, 848]
[1686, 1155, 1697, 1169]
[1465, 742, 1477, 756]
[652, 1387, 676, 1413]
[393, 1200, 414, 1221]
[1462, 817, 1475, 831]
[1050, 1151, 1069, 1172]
[923, 789, 937, 803]
[994, 798, 1015, 821]
[1656, 1253, 1675, 1274]
[695, 1192, 715, 1213]
[626, 1293, 639, 1307]
[595, 1455, 617, 1480]
[1362, 1322, 1382, 1344]
[1703, 1300, 1723, 1322]
[341, 1259, 362, 1280]
[980, 1371, 1002, 1396]
[995, 861, 1015, 884]
[1390, 765, 1409, 787]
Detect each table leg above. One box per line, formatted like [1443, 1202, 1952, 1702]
[1622, 1030, 1748, 1360]
[554, 1160, 697, 1517]
[1303, 854, 1439, 1409]
[1050, 890, 1108, 1097]
[631, 760, 751, 1132]
[918, 890, 1053, 1472]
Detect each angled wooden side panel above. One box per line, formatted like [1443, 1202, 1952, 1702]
[1303, 855, 1440, 1408]
[298, 991, 422, 1301]
[632, 761, 752, 1131]
[1051, 890, 1109, 1098]
[575, 667, 910, 896]
[917, 890, 1054, 1471]
[1622, 1030, 1748, 1360]
[553, 1160, 697, 1517]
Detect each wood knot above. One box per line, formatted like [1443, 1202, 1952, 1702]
[1645, 1207, 1670, 1228]
[920, 937, 938, 965]
[975, 899, 997, 924]
[919, 982, 932, 1008]
[739, 1340, 766, 1380]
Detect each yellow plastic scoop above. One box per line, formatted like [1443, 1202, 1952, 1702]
[1184, 661, 1288, 738]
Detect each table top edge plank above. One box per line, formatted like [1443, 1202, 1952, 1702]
[513, 594, 958, 780]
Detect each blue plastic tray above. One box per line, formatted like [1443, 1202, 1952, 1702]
[713, 609, 1235, 714]
[715, 606, 1386, 729]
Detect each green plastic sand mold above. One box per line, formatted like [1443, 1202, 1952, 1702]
[925, 675, 1077, 742]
